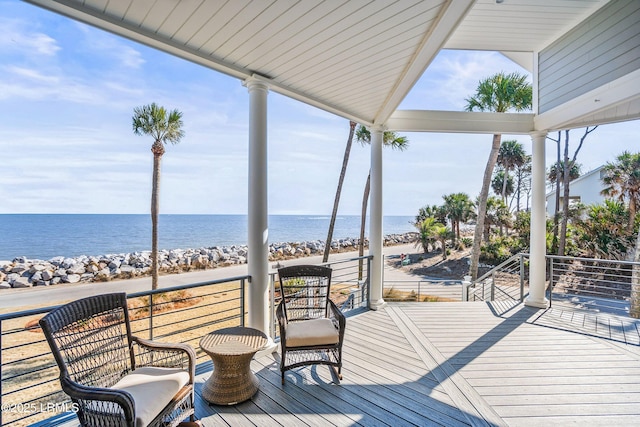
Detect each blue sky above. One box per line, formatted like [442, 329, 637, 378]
[1, 1, 638, 216]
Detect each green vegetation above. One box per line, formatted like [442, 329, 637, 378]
[414, 150, 640, 275]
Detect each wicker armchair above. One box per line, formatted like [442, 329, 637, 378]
[39, 293, 196, 427]
[276, 265, 345, 384]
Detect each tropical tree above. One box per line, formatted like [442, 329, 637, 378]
[354, 125, 408, 269]
[600, 151, 640, 319]
[432, 223, 451, 260]
[514, 155, 531, 212]
[323, 121, 356, 263]
[483, 196, 511, 241]
[497, 140, 527, 202]
[555, 127, 597, 256]
[415, 204, 447, 226]
[601, 151, 640, 233]
[442, 192, 475, 243]
[415, 217, 440, 254]
[132, 103, 185, 290]
[491, 169, 514, 200]
[576, 200, 632, 260]
[547, 160, 581, 183]
[465, 72, 532, 280]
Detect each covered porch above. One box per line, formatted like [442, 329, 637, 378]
[23, 0, 640, 332]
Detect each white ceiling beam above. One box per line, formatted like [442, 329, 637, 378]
[387, 110, 535, 134]
[373, 0, 475, 125]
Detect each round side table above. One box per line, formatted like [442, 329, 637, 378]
[199, 326, 267, 405]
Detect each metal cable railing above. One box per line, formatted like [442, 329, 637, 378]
[0, 255, 372, 426]
[466, 253, 640, 319]
[548, 255, 640, 317]
[0, 275, 248, 427]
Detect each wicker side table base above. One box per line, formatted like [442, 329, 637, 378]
[200, 327, 267, 406]
[201, 345, 260, 405]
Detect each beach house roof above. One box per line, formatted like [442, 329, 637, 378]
[25, 0, 640, 132]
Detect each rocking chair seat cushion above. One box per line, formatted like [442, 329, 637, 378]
[112, 367, 190, 427]
[286, 318, 339, 347]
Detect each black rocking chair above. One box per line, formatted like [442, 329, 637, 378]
[276, 265, 345, 384]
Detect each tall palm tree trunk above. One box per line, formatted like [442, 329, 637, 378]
[358, 173, 371, 280]
[552, 133, 561, 254]
[151, 142, 164, 290]
[470, 133, 501, 280]
[323, 121, 356, 262]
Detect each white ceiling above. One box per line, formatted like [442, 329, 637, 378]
[26, 0, 615, 128]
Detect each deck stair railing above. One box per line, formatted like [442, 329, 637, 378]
[466, 253, 529, 302]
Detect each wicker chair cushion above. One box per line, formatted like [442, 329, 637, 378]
[286, 318, 339, 347]
[112, 367, 190, 427]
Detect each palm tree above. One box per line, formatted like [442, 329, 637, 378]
[354, 125, 408, 275]
[547, 160, 581, 184]
[483, 196, 510, 242]
[432, 223, 451, 260]
[491, 170, 514, 200]
[415, 204, 447, 226]
[323, 121, 357, 263]
[601, 151, 640, 233]
[601, 151, 640, 318]
[442, 192, 475, 243]
[415, 217, 440, 254]
[497, 140, 527, 202]
[132, 103, 185, 290]
[465, 72, 532, 280]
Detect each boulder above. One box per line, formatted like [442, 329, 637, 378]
[63, 274, 81, 284]
[12, 276, 32, 288]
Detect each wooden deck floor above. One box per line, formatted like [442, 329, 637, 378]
[192, 302, 640, 427]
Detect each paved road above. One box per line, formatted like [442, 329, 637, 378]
[1, 244, 420, 311]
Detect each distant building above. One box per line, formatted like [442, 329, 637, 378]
[546, 166, 605, 216]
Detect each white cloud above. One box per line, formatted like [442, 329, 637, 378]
[0, 17, 60, 56]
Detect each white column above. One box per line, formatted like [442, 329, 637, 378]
[526, 131, 549, 308]
[369, 126, 386, 310]
[245, 78, 270, 333]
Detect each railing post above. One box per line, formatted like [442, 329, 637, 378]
[366, 256, 372, 306]
[490, 272, 495, 301]
[519, 254, 525, 302]
[548, 257, 554, 307]
[462, 275, 472, 301]
[241, 278, 246, 327]
[417, 281, 421, 302]
[149, 293, 154, 340]
[269, 274, 275, 338]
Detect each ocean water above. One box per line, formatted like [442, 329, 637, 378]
[0, 214, 415, 260]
